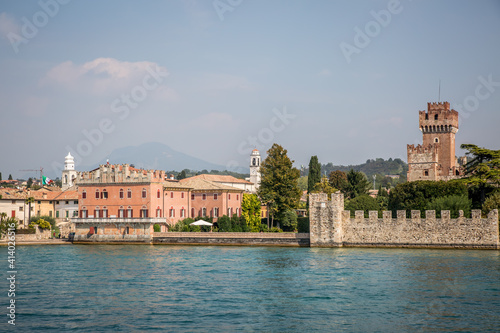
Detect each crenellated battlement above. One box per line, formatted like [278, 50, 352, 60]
[309, 192, 499, 249]
[407, 144, 438, 155]
[76, 164, 166, 184]
[419, 101, 459, 129]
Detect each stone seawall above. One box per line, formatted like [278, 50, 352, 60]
[153, 232, 310, 247]
[310, 192, 500, 249]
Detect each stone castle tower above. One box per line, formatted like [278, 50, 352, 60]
[249, 149, 261, 190]
[407, 102, 464, 181]
[62, 152, 78, 190]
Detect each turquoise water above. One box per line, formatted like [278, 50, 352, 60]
[2, 245, 500, 332]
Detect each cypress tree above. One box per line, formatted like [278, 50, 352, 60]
[307, 156, 321, 194]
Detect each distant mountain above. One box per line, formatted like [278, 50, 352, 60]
[79, 142, 248, 174]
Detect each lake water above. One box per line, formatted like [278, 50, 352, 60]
[2, 245, 500, 332]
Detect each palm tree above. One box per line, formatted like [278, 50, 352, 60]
[25, 197, 35, 227]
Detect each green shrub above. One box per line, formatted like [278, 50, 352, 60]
[482, 192, 500, 217]
[259, 224, 269, 232]
[345, 195, 380, 217]
[269, 227, 282, 233]
[425, 195, 471, 218]
[297, 217, 309, 233]
[280, 209, 298, 231]
[153, 224, 161, 232]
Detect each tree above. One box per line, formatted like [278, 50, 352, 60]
[312, 176, 338, 197]
[307, 156, 321, 194]
[388, 180, 468, 216]
[25, 197, 34, 225]
[280, 209, 298, 231]
[257, 144, 301, 229]
[425, 195, 472, 218]
[461, 144, 500, 206]
[482, 192, 500, 217]
[297, 176, 308, 191]
[241, 193, 261, 231]
[329, 170, 348, 193]
[345, 195, 380, 217]
[8, 174, 13, 180]
[0, 172, 2, 181]
[345, 169, 371, 199]
[178, 169, 188, 180]
[27, 178, 33, 189]
[0, 213, 18, 238]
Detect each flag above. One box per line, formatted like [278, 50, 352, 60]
[42, 176, 53, 185]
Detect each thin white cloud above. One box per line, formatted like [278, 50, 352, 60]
[318, 69, 331, 77]
[0, 12, 20, 39]
[41, 58, 171, 96]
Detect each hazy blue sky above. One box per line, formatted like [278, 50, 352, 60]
[1, 0, 499, 178]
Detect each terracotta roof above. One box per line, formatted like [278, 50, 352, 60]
[53, 190, 78, 200]
[0, 188, 28, 200]
[178, 178, 244, 192]
[187, 174, 252, 185]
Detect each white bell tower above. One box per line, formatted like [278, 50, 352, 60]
[62, 152, 78, 191]
[249, 149, 261, 190]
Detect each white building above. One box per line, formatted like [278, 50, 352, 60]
[62, 152, 78, 191]
[247, 149, 261, 192]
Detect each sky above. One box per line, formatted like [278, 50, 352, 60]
[1, 0, 499, 179]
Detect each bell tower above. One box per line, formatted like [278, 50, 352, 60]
[249, 149, 261, 190]
[62, 152, 78, 190]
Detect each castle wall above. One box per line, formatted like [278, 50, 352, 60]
[310, 193, 499, 249]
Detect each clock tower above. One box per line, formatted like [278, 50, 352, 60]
[249, 149, 261, 190]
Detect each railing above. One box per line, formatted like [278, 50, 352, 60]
[72, 218, 166, 224]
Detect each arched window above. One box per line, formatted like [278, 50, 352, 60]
[435, 138, 439, 143]
[82, 190, 87, 199]
[434, 114, 438, 120]
[102, 206, 108, 218]
[94, 206, 100, 218]
[424, 170, 429, 176]
[202, 207, 207, 217]
[252, 158, 256, 166]
[64, 175, 68, 184]
[156, 207, 161, 217]
[119, 189, 124, 199]
[127, 189, 132, 199]
[119, 206, 124, 218]
[202, 194, 206, 200]
[127, 206, 133, 218]
[181, 208, 185, 218]
[101, 189, 108, 199]
[141, 205, 148, 218]
[169, 207, 175, 218]
[95, 189, 100, 199]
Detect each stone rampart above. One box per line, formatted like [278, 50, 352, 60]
[310, 193, 499, 249]
[153, 232, 310, 247]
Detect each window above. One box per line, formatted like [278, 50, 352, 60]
[66, 211, 69, 218]
[228, 194, 231, 200]
[65, 201, 69, 204]
[19, 206, 23, 212]
[214, 207, 219, 217]
[170, 192, 174, 199]
[73, 211, 78, 217]
[125, 227, 129, 235]
[169, 208, 175, 218]
[434, 114, 438, 120]
[101, 190, 108, 199]
[435, 138, 439, 143]
[127, 189, 132, 199]
[141, 208, 148, 218]
[142, 188, 147, 198]
[95, 189, 100, 199]
[236, 195, 239, 201]
[181, 208, 185, 218]
[228, 208, 231, 216]
[202, 194, 206, 200]
[191, 194, 195, 200]
[181, 192, 185, 199]
[202, 208, 207, 216]
[191, 208, 195, 218]
[56, 211, 59, 218]
[119, 207, 124, 218]
[156, 208, 161, 217]
[82, 191, 86, 199]
[127, 207, 133, 218]
[214, 194, 218, 200]
[49, 211, 52, 217]
[157, 189, 161, 199]
[95, 208, 100, 218]
[424, 170, 429, 176]
[236, 208, 239, 216]
[120, 189, 124, 199]
[74, 201, 78, 204]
